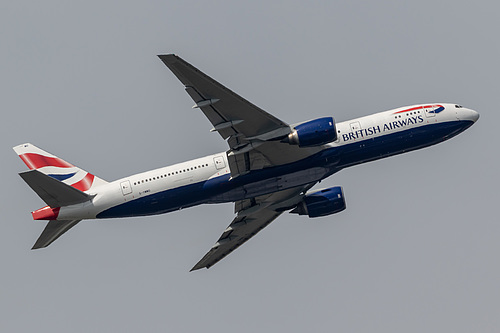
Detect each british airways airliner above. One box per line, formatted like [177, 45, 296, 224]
[14, 54, 479, 270]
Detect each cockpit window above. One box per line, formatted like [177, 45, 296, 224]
[455, 105, 463, 108]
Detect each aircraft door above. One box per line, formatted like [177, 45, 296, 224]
[424, 105, 435, 118]
[120, 180, 132, 196]
[350, 121, 362, 132]
[214, 156, 226, 170]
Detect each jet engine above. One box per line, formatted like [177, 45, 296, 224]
[290, 186, 346, 218]
[284, 117, 337, 147]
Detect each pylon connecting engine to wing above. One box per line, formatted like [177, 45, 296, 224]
[227, 117, 337, 156]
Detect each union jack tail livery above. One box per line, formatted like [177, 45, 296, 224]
[14, 143, 108, 249]
[13, 143, 107, 193]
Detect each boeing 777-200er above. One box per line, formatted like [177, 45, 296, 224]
[14, 54, 479, 271]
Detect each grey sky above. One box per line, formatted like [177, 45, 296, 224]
[1, 1, 498, 332]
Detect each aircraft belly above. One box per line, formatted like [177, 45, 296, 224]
[208, 167, 329, 203]
[242, 167, 327, 198]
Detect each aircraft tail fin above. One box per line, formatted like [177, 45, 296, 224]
[14, 144, 102, 249]
[32, 220, 81, 249]
[13, 143, 107, 193]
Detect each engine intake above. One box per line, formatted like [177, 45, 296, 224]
[291, 186, 346, 218]
[286, 117, 337, 147]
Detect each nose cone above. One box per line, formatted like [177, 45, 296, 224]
[470, 109, 480, 122]
[458, 108, 480, 123]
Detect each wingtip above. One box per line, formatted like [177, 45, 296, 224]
[157, 53, 178, 61]
[189, 264, 209, 272]
[31, 242, 46, 250]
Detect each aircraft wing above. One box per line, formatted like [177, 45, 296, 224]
[158, 54, 321, 177]
[190, 184, 315, 271]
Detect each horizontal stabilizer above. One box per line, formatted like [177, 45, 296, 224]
[19, 170, 92, 208]
[32, 220, 81, 249]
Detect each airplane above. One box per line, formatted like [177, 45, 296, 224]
[14, 54, 479, 271]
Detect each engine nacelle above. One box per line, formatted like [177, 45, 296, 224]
[286, 117, 337, 147]
[291, 186, 346, 218]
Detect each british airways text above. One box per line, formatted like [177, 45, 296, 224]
[342, 116, 424, 142]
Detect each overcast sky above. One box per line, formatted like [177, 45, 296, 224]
[1, 1, 498, 332]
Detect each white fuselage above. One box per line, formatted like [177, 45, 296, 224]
[55, 103, 478, 221]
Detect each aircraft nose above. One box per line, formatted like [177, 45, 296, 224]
[458, 108, 480, 122]
[470, 109, 480, 122]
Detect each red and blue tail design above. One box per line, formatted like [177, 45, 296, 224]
[13, 143, 107, 192]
